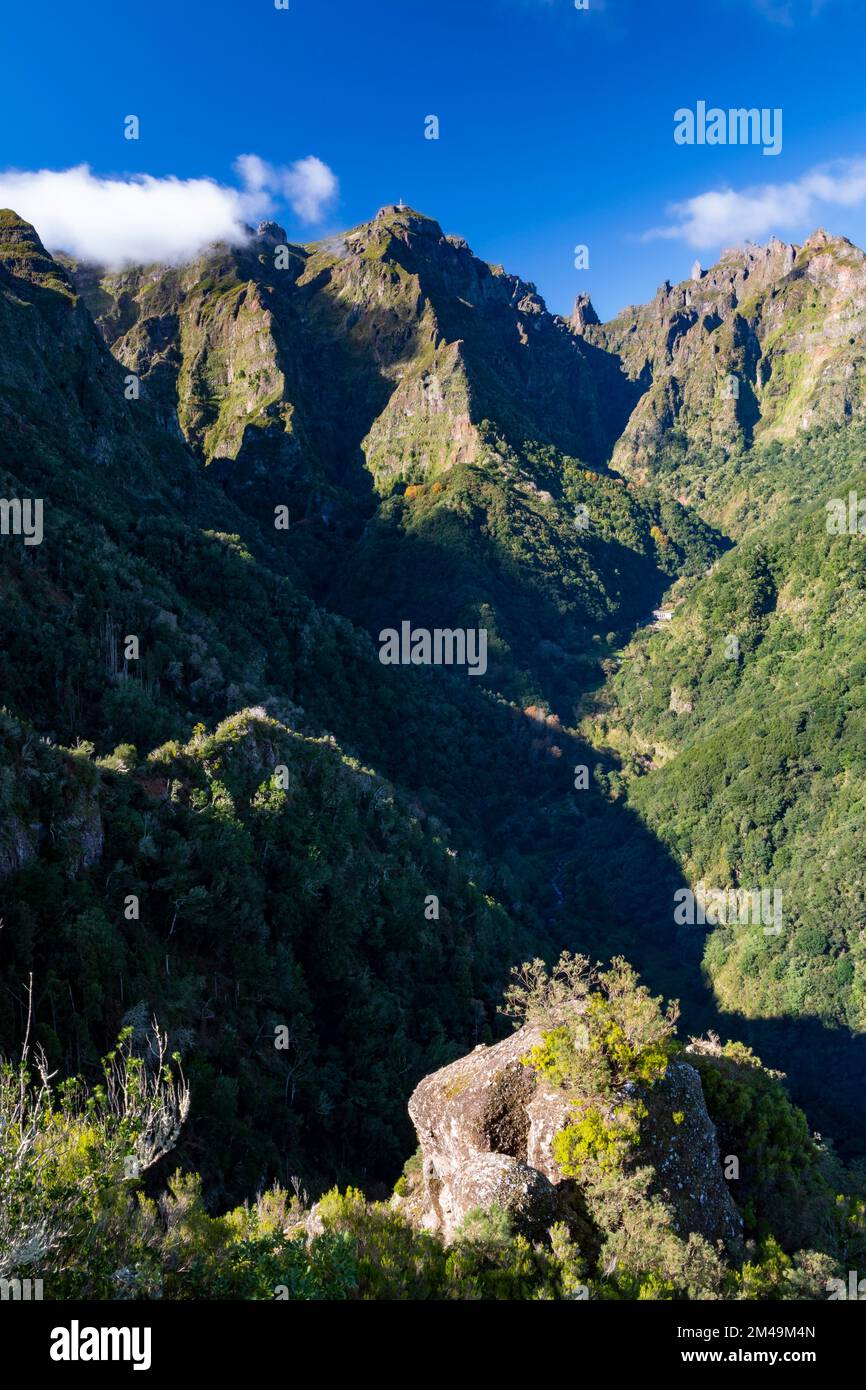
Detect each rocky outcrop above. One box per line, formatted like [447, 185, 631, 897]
[408, 1024, 743, 1251]
[638, 1053, 742, 1251]
[408, 1026, 567, 1242]
[669, 686, 694, 715]
[64, 804, 105, 875]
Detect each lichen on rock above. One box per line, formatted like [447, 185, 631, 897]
[408, 1020, 742, 1253]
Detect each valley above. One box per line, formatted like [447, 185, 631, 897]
[2, 201, 866, 1300]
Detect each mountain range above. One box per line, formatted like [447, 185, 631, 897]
[2, 199, 866, 1249]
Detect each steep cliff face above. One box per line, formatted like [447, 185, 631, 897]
[59, 216, 866, 521]
[65, 229, 316, 521]
[0, 211, 225, 522]
[575, 230, 866, 492]
[67, 205, 627, 504]
[407, 1023, 743, 1250]
[59, 205, 720, 717]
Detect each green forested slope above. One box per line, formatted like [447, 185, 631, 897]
[584, 430, 866, 1047]
[0, 210, 721, 1204]
[4, 202, 866, 1269]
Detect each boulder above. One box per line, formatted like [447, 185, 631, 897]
[408, 1028, 570, 1241]
[408, 1024, 743, 1251]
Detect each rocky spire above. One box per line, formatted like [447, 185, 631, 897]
[569, 290, 600, 334]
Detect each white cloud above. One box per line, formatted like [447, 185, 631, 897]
[283, 156, 340, 223]
[233, 153, 339, 224]
[0, 154, 339, 268]
[233, 153, 273, 196]
[644, 158, 866, 249]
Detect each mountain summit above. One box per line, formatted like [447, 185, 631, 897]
[64, 205, 638, 505]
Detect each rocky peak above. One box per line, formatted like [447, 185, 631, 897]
[569, 291, 600, 333]
[578, 223, 866, 479]
[0, 208, 44, 250]
[797, 227, 865, 277]
[255, 219, 289, 245]
[803, 227, 832, 251]
[372, 204, 443, 236]
[0, 209, 76, 299]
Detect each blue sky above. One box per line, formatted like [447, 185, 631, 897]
[3, 0, 866, 318]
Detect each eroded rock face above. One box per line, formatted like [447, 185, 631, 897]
[408, 1026, 567, 1242]
[408, 1024, 743, 1250]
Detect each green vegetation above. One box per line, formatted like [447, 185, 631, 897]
[4, 962, 862, 1301]
[690, 1037, 866, 1255]
[590, 438, 866, 1036]
[3, 206, 866, 1300]
[512, 958, 866, 1300]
